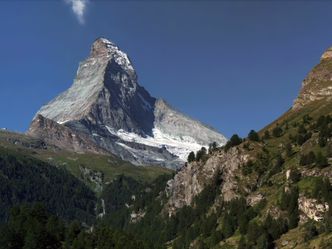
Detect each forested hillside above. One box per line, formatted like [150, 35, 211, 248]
[0, 146, 97, 224]
[99, 112, 332, 249]
[0, 204, 149, 249]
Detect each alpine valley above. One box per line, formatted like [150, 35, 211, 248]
[0, 39, 332, 249]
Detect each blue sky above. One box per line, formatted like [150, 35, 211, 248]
[1, 1, 332, 137]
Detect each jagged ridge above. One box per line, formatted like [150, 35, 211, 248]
[29, 38, 227, 168]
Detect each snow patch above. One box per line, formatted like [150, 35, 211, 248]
[107, 126, 207, 161]
[58, 120, 70, 124]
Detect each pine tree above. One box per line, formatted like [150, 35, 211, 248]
[237, 236, 246, 249]
[316, 152, 328, 168]
[187, 151, 196, 163]
[248, 130, 259, 141]
[285, 143, 293, 157]
[263, 130, 270, 139]
[256, 232, 271, 249]
[272, 126, 283, 137]
[196, 147, 207, 161]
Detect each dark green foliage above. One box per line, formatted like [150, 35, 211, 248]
[242, 160, 254, 176]
[299, 151, 316, 166]
[196, 147, 207, 162]
[246, 221, 263, 246]
[248, 130, 259, 141]
[101, 174, 171, 231]
[102, 175, 141, 212]
[315, 115, 332, 147]
[237, 236, 246, 249]
[225, 134, 242, 151]
[0, 204, 148, 249]
[187, 151, 196, 163]
[303, 221, 318, 242]
[274, 154, 285, 168]
[296, 132, 312, 146]
[285, 143, 294, 157]
[252, 151, 272, 178]
[300, 151, 329, 168]
[291, 117, 314, 146]
[238, 214, 249, 235]
[279, 187, 299, 229]
[264, 215, 288, 241]
[0, 204, 63, 249]
[111, 173, 225, 249]
[297, 124, 307, 135]
[220, 212, 236, 238]
[315, 152, 328, 168]
[272, 126, 283, 138]
[218, 198, 256, 240]
[288, 169, 301, 183]
[302, 114, 312, 125]
[208, 142, 218, 154]
[308, 177, 332, 203]
[263, 130, 270, 140]
[236, 213, 287, 249]
[0, 147, 96, 223]
[256, 232, 271, 249]
[318, 136, 327, 147]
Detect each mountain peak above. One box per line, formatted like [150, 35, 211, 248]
[89, 37, 134, 72]
[90, 37, 117, 57]
[321, 46, 332, 61]
[293, 46, 332, 110]
[30, 38, 227, 168]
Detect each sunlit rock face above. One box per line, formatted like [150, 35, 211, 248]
[165, 147, 250, 216]
[293, 46, 332, 110]
[30, 38, 227, 168]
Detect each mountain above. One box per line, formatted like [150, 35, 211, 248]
[293, 46, 332, 110]
[28, 38, 227, 169]
[92, 45, 332, 248]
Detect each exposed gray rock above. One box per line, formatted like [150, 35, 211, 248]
[130, 210, 146, 223]
[30, 38, 227, 168]
[293, 47, 332, 110]
[28, 114, 107, 154]
[79, 165, 104, 193]
[247, 193, 264, 206]
[321, 46, 332, 61]
[165, 147, 250, 216]
[298, 194, 329, 223]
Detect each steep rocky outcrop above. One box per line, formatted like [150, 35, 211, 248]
[293, 47, 332, 110]
[28, 114, 107, 154]
[165, 147, 250, 216]
[163, 45, 332, 219]
[29, 38, 227, 168]
[298, 195, 329, 223]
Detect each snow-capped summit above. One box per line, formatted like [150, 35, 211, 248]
[90, 38, 134, 72]
[29, 38, 227, 168]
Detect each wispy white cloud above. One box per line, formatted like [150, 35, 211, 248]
[65, 0, 88, 25]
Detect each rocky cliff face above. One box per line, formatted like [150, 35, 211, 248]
[293, 47, 332, 110]
[298, 195, 329, 223]
[28, 114, 107, 154]
[29, 38, 227, 168]
[163, 46, 332, 218]
[165, 146, 250, 216]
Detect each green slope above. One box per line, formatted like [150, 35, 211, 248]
[0, 130, 173, 192]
